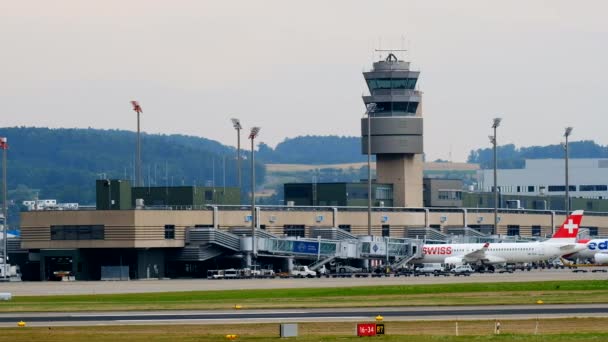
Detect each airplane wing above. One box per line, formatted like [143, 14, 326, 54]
[462, 243, 490, 262]
[559, 244, 579, 251]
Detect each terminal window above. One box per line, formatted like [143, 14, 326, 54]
[375, 187, 393, 200]
[338, 224, 351, 232]
[531, 225, 541, 237]
[164, 225, 175, 239]
[580, 185, 608, 191]
[507, 225, 520, 236]
[284, 225, 305, 237]
[50, 225, 104, 240]
[438, 190, 462, 200]
[367, 78, 418, 90]
[548, 185, 576, 192]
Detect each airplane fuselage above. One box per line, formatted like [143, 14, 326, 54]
[419, 242, 583, 265]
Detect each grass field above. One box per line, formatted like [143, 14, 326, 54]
[2, 280, 608, 312]
[2, 319, 608, 341]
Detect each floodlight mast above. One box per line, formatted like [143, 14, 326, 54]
[131, 101, 143, 187]
[564, 127, 573, 214]
[231, 118, 242, 190]
[365, 103, 377, 237]
[491, 117, 501, 235]
[249, 127, 261, 258]
[0, 137, 7, 280]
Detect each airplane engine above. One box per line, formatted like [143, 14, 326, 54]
[484, 255, 507, 264]
[444, 256, 465, 265]
[594, 253, 608, 265]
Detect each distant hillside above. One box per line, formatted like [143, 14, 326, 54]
[0, 127, 265, 206]
[467, 141, 608, 169]
[257, 136, 366, 164]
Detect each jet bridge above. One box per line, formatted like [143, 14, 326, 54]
[179, 226, 423, 266]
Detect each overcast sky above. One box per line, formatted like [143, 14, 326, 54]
[1, 1, 606, 161]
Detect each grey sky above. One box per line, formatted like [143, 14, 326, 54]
[1, 1, 606, 161]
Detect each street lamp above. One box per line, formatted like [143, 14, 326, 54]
[490, 117, 501, 235]
[249, 126, 261, 258]
[131, 101, 143, 187]
[365, 103, 377, 236]
[564, 126, 573, 214]
[0, 137, 8, 280]
[231, 118, 242, 190]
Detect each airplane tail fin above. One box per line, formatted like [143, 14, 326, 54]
[545, 210, 584, 243]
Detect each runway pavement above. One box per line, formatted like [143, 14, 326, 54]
[5, 269, 607, 296]
[3, 304, 608, 327]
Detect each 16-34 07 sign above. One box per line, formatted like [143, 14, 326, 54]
[357, 323, 385, 336]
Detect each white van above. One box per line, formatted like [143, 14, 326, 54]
[416, 263, 444, 273]
[451, 265, 474, 274]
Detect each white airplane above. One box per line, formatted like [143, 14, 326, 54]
[416, 210, 586, 267]
[565, 238, 608, 264]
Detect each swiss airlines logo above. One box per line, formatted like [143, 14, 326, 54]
[422, 246, 452, 255]
[564, 219, 578, 235]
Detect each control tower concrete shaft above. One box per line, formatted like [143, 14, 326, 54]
[361, 53, 423, 207]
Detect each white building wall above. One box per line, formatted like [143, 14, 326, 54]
[477, 159, 608, 199]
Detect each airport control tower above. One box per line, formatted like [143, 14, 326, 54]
[361, 53, 423, 207]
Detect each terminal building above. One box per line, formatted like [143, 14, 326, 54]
[10, 54, 608, 281]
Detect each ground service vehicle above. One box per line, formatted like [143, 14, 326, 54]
[416, 263, 445, 274]
[291, 265, 317, 278]
[451, 265, 473, 275]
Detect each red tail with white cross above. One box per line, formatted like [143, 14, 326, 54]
[547, 210, 584, 243]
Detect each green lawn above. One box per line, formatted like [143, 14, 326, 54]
[2, 319, 608, 342]
[2, 280, 608, 312]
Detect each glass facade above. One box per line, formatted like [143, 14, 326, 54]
[367, 78, 418, 90]
[372, 102, 418, 115]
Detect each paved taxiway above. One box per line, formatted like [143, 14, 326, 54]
[4, 269, 606, 296]
[2, 304, 608, 327]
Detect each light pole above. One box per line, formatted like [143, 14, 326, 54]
[249, 127, 261, 258]
[490, 117, 501, 235]
[231, 118, 242, 190]
[365, 103, 377, 236]
[0, 137, 8, 280]
[104, 179, 112, 210]
[564, 127, 573, 214]
[131, 101, 143, 187]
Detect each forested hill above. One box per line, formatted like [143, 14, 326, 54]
[467, 141, 608, 169]
[0, 127, 264, 205]
[3, 127, 607, 206]
[257, 136, 365, 164]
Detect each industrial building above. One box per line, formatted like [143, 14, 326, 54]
[477, 159, 608, 200]
[284, 178, 464, 208]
